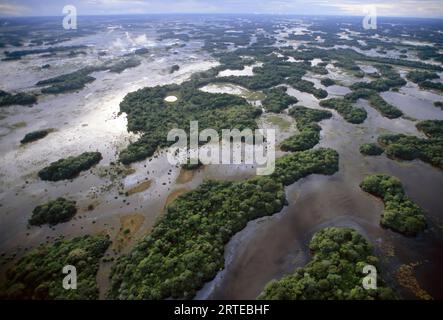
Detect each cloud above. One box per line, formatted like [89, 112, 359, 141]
[0, 1, 30, 15]
[1, 0, 442, 17]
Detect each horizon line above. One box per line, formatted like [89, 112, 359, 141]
[1, 12, 443, 20]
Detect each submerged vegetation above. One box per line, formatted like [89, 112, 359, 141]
[280, 106, 332, 152]
[360, 174, 426, 236]
[0, 235, 110, 299]
[38, 152, 102, 181]
[260, 227, 395, 300]
[29, 198, 77, 226]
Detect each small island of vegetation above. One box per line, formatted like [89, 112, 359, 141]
[29, 197, 77, 226]
[0, 90, 37, 107]
[259, 227, 395, 300]
[377, 120, 443, 169]
[38, 151, 102, 181]
[262, 86, 298, 113]
[360, 143, 384, 156]
[360, 174, 426, 236]
[280, 106, 332, 152]
[20, 129, 53, 144]
[320, 98, 367, 124]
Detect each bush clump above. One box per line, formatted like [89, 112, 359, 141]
[360, 143, 384, 156]
[20, 129, 52, 144]
[29, 197, 77, 226]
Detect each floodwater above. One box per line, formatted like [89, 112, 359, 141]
[1, 22, 443, 301]
[0, 28, 220, 281]
[196, 81, 443, 300]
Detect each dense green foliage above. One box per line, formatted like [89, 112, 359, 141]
[360, 174, 426, 236]
[406, 70, 439, 84]
[0, 90, 37, 107]
[320, 78, 336, 87]
[272, 148, 339, 186]
[29, 197, 77, 226]
[320, 98, 367, 124]
[37, 58, 142, 94]
[345, 89, 402, 119]
[262, 87, 298, 113]
[259, 227, 394, 300]
[351, 65, 406, 92]
[109, 148, 339, 299]
[419, 81, 443, 92]
[38, 152, 102, 181]
[360, 143, 384, 156]
[0, 235, 111, 299]
[109, 177, 286, 299]
[37, 68, 96, 94]
[434, 101, 443, 110]
[416, 120, 443, 138]
[378, 120, 443, 169]
[20, 129, 52, 144]
[280, 106, 332, 152]
[118, 83, 259, 164]
[215, 59, 307, 90]
[286, 77, 328, 99]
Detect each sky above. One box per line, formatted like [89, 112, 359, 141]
[0, 0, 442, 18]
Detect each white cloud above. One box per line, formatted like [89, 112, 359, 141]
[0, 2, 30, 15]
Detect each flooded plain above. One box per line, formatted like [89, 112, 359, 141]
[1, 17, 443, 301]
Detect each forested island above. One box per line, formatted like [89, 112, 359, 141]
[320, 98, 367, 124]
[360, 174, 427, 236]
[29, 198, 77, 226]
[0, 90, 37, 107]
[377, 120, 443, 169]
[38, 152, 102, 181]
[262, 87, 298, 113]
[20, 129, 53, 144]
[280, 106, 332, 152]
[360, 143, 384, 156]
[259, 227, 395, 300]
[118, 83, 257, 164]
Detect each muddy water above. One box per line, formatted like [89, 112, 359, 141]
[197, 87, 443, 300]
